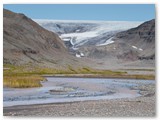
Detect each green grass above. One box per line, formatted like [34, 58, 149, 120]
[3, 64, 46, 88]
[124, 74, 155, 80]
[4, 75, 43, 88]
[3, 64, 155, 88]
[120, 68, 155, 71]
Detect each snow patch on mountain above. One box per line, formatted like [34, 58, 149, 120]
[132, 46, 138, 49]
[132, 46, 144, 51]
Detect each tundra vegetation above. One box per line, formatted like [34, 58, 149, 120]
[3, 64, 155, 88]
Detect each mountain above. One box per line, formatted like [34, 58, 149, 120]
[76, 19, 155, 61]
[115, 19, 155, 60]
[34, 19, 155, 69]
[3, 9, 83, 68]
[3, 9, 155, 70]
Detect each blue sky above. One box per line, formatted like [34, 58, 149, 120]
[4, 4, 155, 21]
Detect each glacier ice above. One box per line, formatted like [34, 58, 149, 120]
[35, 19, 143, 48]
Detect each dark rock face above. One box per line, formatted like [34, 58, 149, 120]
[3, 9, 69, 65]
[115, 19, 155, 60]
[116, 19, 155, 43]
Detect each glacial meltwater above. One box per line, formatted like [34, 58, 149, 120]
[3, 77, 155, 107]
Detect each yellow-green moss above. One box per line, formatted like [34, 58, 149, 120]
[3, 75, 43, 88]
[3, 64, 155, 88]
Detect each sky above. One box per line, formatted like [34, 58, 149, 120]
[3, 4, 155, 21]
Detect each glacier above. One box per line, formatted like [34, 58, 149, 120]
[34, 19, 143, 48]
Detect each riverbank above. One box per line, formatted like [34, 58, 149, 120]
[3, 64, 155, 88]
[3, 78, 155, 117]
[43, 73, 155, 80]
[3, 93, 155, 117]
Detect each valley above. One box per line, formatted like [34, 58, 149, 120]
[3, 7, 155, 117]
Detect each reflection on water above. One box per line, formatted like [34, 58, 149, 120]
[3, 77, 155, 107]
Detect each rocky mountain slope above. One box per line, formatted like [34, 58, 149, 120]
[77, 19, 155, 61]
[3, 9, 83, 68]
[115, 19, 155, 60]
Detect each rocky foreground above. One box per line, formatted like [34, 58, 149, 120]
[3, 82, 155, 117]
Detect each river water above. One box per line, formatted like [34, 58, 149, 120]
[3, 77, 155, 107]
